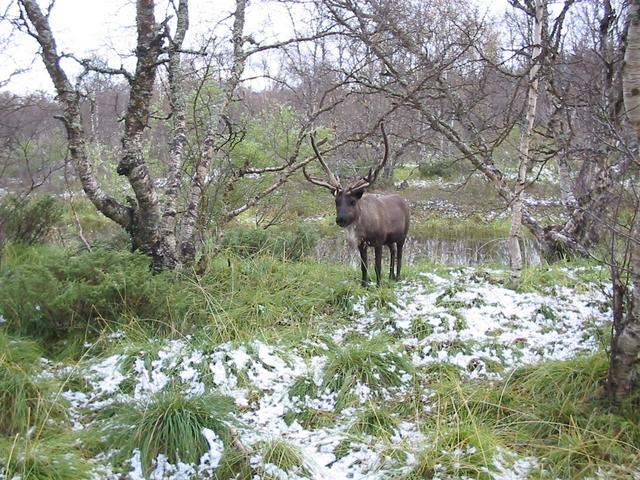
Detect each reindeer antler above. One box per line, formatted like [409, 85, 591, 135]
[303, 133, 342, 192]
[304, 122, 390, 194]
[345, 122, 389, 194]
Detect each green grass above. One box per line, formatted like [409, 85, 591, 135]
[0, 434, 92, 480]
[0, 244, 358, 354]
[212, 446, 254, 480]
[97, 388, 236, 474]
[180, 253, 357, 344]
[406, 214, 511, 241]
[322, 335, 413, 409]
[516, 260, 609, 294]
[403, 423, 501, 480]
[221, 224, 318, 261]
[349, 402, 398, 439]
[257, 438, 309, 479]
[0, 242, 637, 478]
[410, 354, 640, 479]
[0, 330, 67, 436]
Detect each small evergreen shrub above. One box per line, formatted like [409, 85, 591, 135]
[0, 194, 62, 248]
[0, 246, 171, 342]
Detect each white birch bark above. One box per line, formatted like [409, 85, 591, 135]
[179, 0, 248, 263]
[158, 0, 189, 270]
[606, 0, 640, 402]
[508, 0, 544, 286]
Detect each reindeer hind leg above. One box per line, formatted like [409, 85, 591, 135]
[388, 243, 397, 280]
[396, 239, 405, 280]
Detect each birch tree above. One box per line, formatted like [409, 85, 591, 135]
[606, 0, 640, 403]
[314, 0, 621, 261]
[14, 0, 333, 271]
[508, 0, 545, 285]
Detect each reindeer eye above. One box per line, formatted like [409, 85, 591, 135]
[350, 199, 356, 206]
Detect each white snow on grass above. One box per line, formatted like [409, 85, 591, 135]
[55, 266, 611, 479]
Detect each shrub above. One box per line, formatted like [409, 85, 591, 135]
[0, 194, 62, 248]
[0, 246, 171, 343]
[418, 157, 466, 180]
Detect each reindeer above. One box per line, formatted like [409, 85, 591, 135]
[304, 123, 410, 286]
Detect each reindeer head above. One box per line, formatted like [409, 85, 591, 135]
[303, 123, 389, 228]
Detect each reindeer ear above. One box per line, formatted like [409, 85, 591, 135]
[353, 190, 365, 199]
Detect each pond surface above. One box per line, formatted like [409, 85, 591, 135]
[313, 234, 541, 267]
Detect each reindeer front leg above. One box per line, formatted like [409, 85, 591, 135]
[358, 244, 369, 287]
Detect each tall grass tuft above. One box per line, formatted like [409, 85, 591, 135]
[405, 423, 500, 480]
[257, 438, 309, 479]
[100, 388, 236, 474]
[177, 253, 357, 344]
[322, 335, 413, 408]
[350, 402, 398, 439]
[222, 224, 318, 261]
[0, 330, 66, 435]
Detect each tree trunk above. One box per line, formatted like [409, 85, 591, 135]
[158, 0, 189, 270]
[116, 0, 165, 270]
[179, 0, 248, 264]
[19, 0, 132, 230]
[508, 0, 544, 286]
[606, 0, 640, 402]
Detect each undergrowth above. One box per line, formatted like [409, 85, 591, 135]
[409, 354, 640, 479]
[0, 243, 637, 478]
[0, 244, 357, 353]
[0, 330, 67, 436]
[0, 434, 92, 480]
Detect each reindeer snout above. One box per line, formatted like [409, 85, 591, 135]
[336, 217, 348, 227]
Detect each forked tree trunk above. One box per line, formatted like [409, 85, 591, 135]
[20, 0, 167, 270]
[179, 0, 247, 264]
[606, 0, 640, 402]
[158, 0, 189, 270]
[508, 0, 544, 286]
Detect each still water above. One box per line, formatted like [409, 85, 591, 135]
[313, 234, 541, 267]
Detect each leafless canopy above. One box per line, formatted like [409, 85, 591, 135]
[304, 122, 389, 195]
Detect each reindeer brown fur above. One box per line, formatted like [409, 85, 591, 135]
[304, 123, 410, 286]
